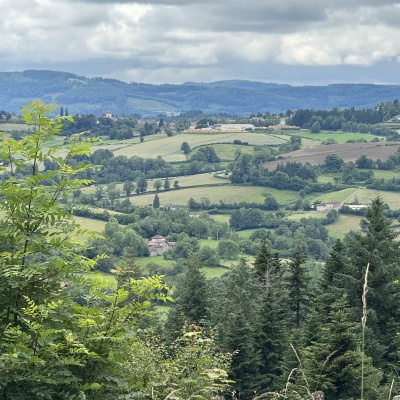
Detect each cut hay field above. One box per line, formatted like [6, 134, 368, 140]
[210, 214, 231, 224]
[264, 142, 400, 170]
[0, 123, 27, 131]
[297, 131, 380, 143]
[372, 170, 400, 179]
[73, 216, 107, 233]
[308, 188, 358, 204]
[130, 185, 300, 207]
[130, 185, 268, 206]
[81, 172, 227, 194]
[108, 132, 286, 162]
[192, 143, 254, 161]
[287, 211, 326, 221]
[344, 188, 400, 209]
[327, 215, 363, 238]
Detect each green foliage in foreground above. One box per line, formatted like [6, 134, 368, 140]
[0, 101, 232, 399]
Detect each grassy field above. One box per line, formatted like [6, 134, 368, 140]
[327, 215, 363, 238]
[297, 131, 380, 143]
[0, 123, 28, 131]
[134, 254, 229, 279]
[73, 216, 107, 233]
[308, 187, 358, 204]
[344, 188, 400, 209]
[198, 239, 219, 249]
[210, 214, 231, 224]
[191, 143, 254, 161]
[372, 169, 400, 179]
[287, 211, 326, 221]
[107, 132, 286, 163]
[82, 172, 227, 194]
[129, 185, 297, 207]
[236, 228, 259, 239]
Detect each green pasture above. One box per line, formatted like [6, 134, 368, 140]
[129, 185, 294, 207]
[287, 211, 326, 221]
[82, 172, 226, 195]
[210, 214, 231, 224]
[117, 131, 285, 163]
[134, 256, 176, 273]
[82, 271, 116, 287]
[147, 173, 227, 188]
[203, 266, 230, 278]
[134, 254, 229, 279]
[317, 174, 336, 183]
[73, 216, 107, 233]
[372, 170, 400, 179]
[191, 143, 254, 161]
[198, 239, 219, 249]
[297, 131, 380, 144]
[308, 187, 358, 204]
[0, 123, 28, 131]
[345, 188, 400, 209]
[236, 228, 259, 239]
[326, 215, 363, 238]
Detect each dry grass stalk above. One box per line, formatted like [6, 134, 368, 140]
[361, 263, 369, 400]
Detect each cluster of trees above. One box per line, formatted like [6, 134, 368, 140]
[166, 197, 400, 398]
[322, 148, 400, 188]
[230, 153, 334, 194]
[0, 109, 13, 121]
[290, 100, 400, 130]
[61, 114, 139, 139]
[73, 148, 223, 184]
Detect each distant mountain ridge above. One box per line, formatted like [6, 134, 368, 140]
[1, 70, 400, 116]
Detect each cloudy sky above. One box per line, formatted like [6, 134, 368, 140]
[1, 0, 400, 85]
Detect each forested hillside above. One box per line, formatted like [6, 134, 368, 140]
[2, 70, 400, 115]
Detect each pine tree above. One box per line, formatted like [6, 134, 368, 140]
[286, 246, 310, 327]
[302, 295, 383, 400]
[174, 256, 208, 324]
[318, 239, 348, 314]
[253, 235, 280, 290]
[345, 197, 400, 371]
[153, 193, 160, 208]
[256, 283, 289, 393]
[253, 237, 288, 392]
[164, 177, 170, 190]
[209, 259, 262, 398]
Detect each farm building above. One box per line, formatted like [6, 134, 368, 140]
[346, 204, 368, 211]
[145, 235, 175, 256]
[316, 202, 342, 212]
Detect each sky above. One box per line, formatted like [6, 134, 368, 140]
[1, 0, 400, 85]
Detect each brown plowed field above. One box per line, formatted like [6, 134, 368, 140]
[264, 142, 400, 170]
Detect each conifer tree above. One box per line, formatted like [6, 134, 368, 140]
[209, 259, 262, 398]
[286, 246, 310, 327]
[318, 239, 348, 315]
[253, 235, 280, 290]
[153, 193, 160, 208]
[174, 256, 209, 324]
[345, 197, 400, 371]
[256, 278, 289, 393]
[302, 295, 382, 400]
